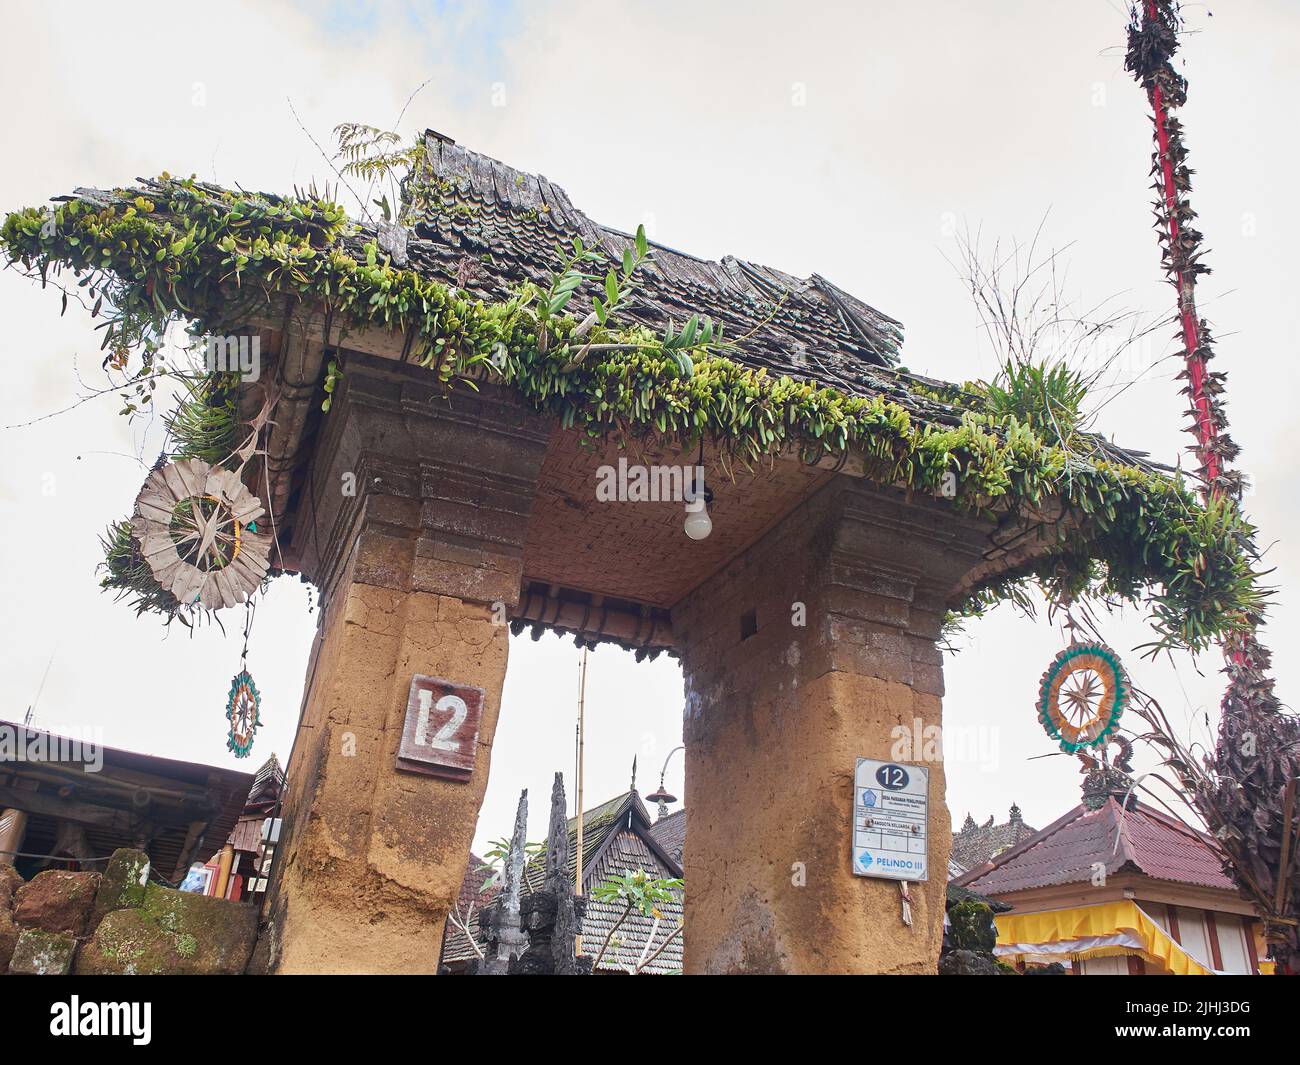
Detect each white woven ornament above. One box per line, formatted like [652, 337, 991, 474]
[131, 458, 271, 610]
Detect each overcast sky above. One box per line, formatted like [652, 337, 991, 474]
[1, 0, 1295, 857]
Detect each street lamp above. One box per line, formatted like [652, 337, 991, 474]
[646, 745, 684, 820]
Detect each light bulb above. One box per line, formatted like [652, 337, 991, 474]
[684, 505, 712, 540]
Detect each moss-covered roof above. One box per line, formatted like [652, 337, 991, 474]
[0, 143, 1268, 653]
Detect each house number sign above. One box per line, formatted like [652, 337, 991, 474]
[852, 757, 929, 882]
[396, 675, 484, 780]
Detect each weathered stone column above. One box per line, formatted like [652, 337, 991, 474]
[673, 476, 993, 974]
[258, 355, 551, 974]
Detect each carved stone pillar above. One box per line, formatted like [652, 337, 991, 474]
[259, 355, 551, 974]
[672, 477, 994, 973]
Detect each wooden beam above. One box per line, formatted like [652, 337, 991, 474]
[1245, 919, 1262, 975]
[1205, 910, 1225, 971]
[0, 783, 138, 832]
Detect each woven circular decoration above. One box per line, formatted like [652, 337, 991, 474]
[131, 458, 271, 610]
[1036, 641, 1129, 753]
[226, 669, 261, 758]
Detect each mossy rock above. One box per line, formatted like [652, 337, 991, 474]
[13, 869, 101, 936]
[77, 882, 257, 975]
[91, 848, 151, 928]
[8, 927, 76, 975]
[938, 948, 1002, 976]
[76, 908, 180, 975]
[0, 909, 18, 971]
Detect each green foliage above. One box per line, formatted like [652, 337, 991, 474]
[590, 868, 684, 918]
[164, 373, 240, 466]
[0, 176, 1270, 652]
[478, 837, 544, 894]
[99, 518, 184, 621]
[589, 868, 684, 970]
[334, 123, 423, 223]
[972, 358, 1090, 449]
[948, 898, 997, 954]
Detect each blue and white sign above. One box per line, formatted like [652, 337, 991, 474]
[852, 757, 929, 882]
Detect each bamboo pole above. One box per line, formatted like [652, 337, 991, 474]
[574, 645, 588, 953]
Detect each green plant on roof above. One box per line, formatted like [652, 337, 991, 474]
[334, 122, 424, 226]
[947, 898, 997, 955]
[973, 358, 1090, 452]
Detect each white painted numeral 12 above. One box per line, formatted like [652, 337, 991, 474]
[415, 690, 468, 751]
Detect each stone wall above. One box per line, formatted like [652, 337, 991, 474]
[673, 476, 993, 973]
[1, 849, 257, 976]
[253, 361, 553, 974]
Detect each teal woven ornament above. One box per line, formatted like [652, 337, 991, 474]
[1036, 642, 1128, 754]
[226, 669, 261, 758]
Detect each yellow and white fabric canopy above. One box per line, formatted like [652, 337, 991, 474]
[994, 900, 1214, 976]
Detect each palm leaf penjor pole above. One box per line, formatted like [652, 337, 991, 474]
[1126, 0, 1300, 972]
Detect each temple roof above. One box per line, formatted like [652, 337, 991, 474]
[950, 803, 1037, 871]
[648, 807, 687, 865]
[51, 142, 1164, 473]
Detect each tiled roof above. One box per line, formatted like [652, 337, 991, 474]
[439, 853, 501, 967]
[407, 133, 909, 384]
[648, 807, 687, 865]
[395, 132, 1165, 472]
[523, 789, 646, 889]
[953, 799, 1235, 897]
[245, 752, 285, 805]
[581, 826, 683, 975]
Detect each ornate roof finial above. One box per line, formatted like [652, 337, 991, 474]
[1081, 737, 1136, 811]
[630, 754, 637, 793]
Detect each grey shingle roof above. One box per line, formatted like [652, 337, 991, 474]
[648, 808, 687, 865]
[950, 804, 1038, 872]
[396, 132, 1167, 473]
[406, 132, 905, 383]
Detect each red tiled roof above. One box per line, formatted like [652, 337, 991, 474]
[952, 799, 1234, 896]
[455, 853, 499, 913]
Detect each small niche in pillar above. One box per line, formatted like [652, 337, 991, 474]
[396, 675, 485, 781]
[739, 608, 758, 641]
